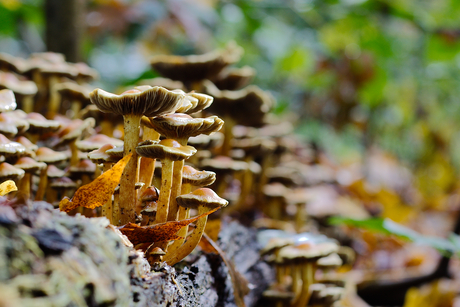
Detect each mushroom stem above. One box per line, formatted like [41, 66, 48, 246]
[101, 163, 113, 224]
[71, 100, 82, 119]
[22, 95, 34, 114]
[113, 191, 120, 223]
[137, 127, 160, 209]
[117, 114, 141, 225]
[47, 75, 60, 119]
[294, 263, 314, 307]
[69, 140, 79, 166]
[166, 183, 192, 255]
[221, 116, 235, 156]
[35, 168, 47, 201]
[101, 120, 114, 137]
[291, 264, 301, 300]
[167, 160, 184, 221]
[154, 158, 173, 224]
[18, 173, 31, 199]
[164, 205, 208, 266]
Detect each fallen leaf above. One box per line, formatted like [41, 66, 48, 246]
[0, 180, 17, 196]
[118, 207, 219, 246]
[59, 154, 132, 212]
[201, 232, 249, 307]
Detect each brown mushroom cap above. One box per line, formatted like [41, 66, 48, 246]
[35, 147, 67, 164]
[184, 92, 213, 114]
[104, 145, 124, 159]
[136, 139, 196, 161]
[89, 86, 184, 117]
[0, 71, 38, 96]
[149, 247, 166, 256]
[0, 162, 25, 181]
[0, 53, 27, 74]
[176, 187, 228, 209]
[0, 89, 17, 112]
[69, 159, 96, 176]
[55, 82, 91, 102]
[15, 136, 38, 152]
[203, 80, 275, 127]
[139, 186, 160, 203]
[213, 66, 256, 91]
[76, 134, 123, 152]
[144, 113, 223, 140]
[0, 134, 26, 157]
[87, 144, 120, 164]
[188, 132, 223, 151]
[54, 118, 95, 147]
[26, 113, 61, 134]
[50, 177, 77, 189]
[199, 156, 247, 173]
[278, 242, 339, 262]
[14, 157, 46, 173]
[150, 42, 243, 82]
[0, 113, 18, 138]
[138, 77, 186, 91]
[182, 165, 216, 186]
[46, 165, 66, 178]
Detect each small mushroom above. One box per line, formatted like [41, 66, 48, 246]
[164, 188, 228, 266]
[14, 157, 46, 199]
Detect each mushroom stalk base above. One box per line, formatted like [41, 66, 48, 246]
[166, 184, 192, 255]
[164, 205, 208, 266]
[117, 114, 141, 226]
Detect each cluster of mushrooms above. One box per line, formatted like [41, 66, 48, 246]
[0, 43, 353, 306]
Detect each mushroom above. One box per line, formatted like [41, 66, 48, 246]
[0, 89, 17, 113]
[90, 86, 184, 225]
[35, 164, 65, 201]
[163, 188, 228, 266]
[0, 162, 25, 184]
[167, 165, 216, 255]
[13, 157, 46, 199]
[0, 134, 26, 161]
[76, 134, 123, 153]
[212, 66, 256, 91]
[25, 112, 61, 143]
[138, 186, 160, 225]
[136, 139, 196, 224]
[54, 82, 92, 118]
[48, 177, 77, 205]
[0, 71, 37, 113]
[143, 113, 222, 221]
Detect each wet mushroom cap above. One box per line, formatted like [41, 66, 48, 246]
[89, 86, 184, 117]
[136, 139, 196, 161]
[87, 144, 120, 164]
[15, 136, 38, 152]
[26, 113, 61, 134]
[0, 162, 25, 181]
[0, 89, 17, 112]
[54, 118, 95, 147]
[176, 187, 228, 210]
[317, 253, 343, 269]
[50, 177, 77, 189]
[0, 134, 26, 157]
[182, 165, 216, 186]
[0, 71, 38, 96]
[69, 159, 97, 176]
[139, 186, 160, 203]
[0, 113, 19, 138]
[278, 242, 339, 262]
[46, 165, 66, 178]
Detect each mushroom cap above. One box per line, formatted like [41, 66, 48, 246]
[14, 157, 46, 173]
[149, 247, 166, 256]
[0, 162, 24, 181]
[35, 147, 68, 164]
[150, 42, 243, 82]
[30, 52, 66, 64]
[54, 118, 95, 147]
[55, 82, 91, 102]
[203, 80, 275, 127]
[140, 200, 157, 214]
[26, 113, 61, 134]
[139, 186, 160, 203]
[184, 92, 213, 114]
[89, 86, 184, 117]
[174, 91, 196, 113]
[0, 134, 26, 157]
[77, 134, 123, 152]
[316, 253, 343, 269]
[15, 136, 38, 152]
[0, 113, 18, 138]
[0, 53, 27, 74]
[46, 165, 66, 178]
[176, 187, 228, 209]
[105, 145, 124, 159]
[50, 177, 77, 189]
[231, 137, 277, 158]
[38, 61, 78, 79]
[144, 113, 223, 140]
[138, 77, 186, 91]
[0, 71, 38, 96]
[72, 62, 99, 82]
[277, 242, 339, 262]
[136, 139, 196, 161]
[87, 144, 121, 164]
[213, 66, 256, 91]
[200, 156, 247, 173]
[0, 89, 17, 112]
[188, 132, 223, 151]
[182, 165, 216, 186]
[69, 159, 96, 176]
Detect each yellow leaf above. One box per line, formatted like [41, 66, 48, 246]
[0, 180, 17, 196]
[59, 153, 132, 212]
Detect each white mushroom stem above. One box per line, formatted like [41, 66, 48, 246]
[101, 163, 113, 224]
[294, 262, 315, 307]
[118, 114, 141, 225]
[166, 183, 192, 255]
[137, 126, 160, 211]
[35, 168, 47, 201]
[164, 205, 209, 266]
[154, 158, 173, 224]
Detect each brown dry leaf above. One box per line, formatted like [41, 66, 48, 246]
[0, 180, 17, 196]
[118, 207, 219, 246]
[199, 219, 221, 253]
[59, 153, 132, 212]
[202, 232, 249, 307]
